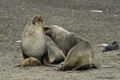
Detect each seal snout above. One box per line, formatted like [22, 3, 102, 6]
[32, 14, 43, 25]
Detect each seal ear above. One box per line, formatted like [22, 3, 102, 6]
[44, 26, 49, 32]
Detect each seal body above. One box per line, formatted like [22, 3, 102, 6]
[44, 25, 95, 70]
[21, 14, 47, 61]
[62, 41, 94, 70]
[44, 25, 85, 56]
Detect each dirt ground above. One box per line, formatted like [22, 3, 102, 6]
[0, 0, 120, 80]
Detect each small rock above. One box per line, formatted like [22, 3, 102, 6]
[102, 41, 119, 52]
[21, 8, 25, 10]
[91, 10, 103, 13]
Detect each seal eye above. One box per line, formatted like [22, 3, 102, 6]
[32, 16, 37, 25]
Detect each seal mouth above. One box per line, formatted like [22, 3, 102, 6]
[44, 26, 49, 32]
[32, 14, 43, 25]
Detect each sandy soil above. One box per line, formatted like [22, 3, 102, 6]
[0, 0, 120, 80]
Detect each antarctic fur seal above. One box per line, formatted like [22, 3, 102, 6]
[44, 25, 96, 70]
[21, 14, 47, 63]
[61, 41, 94, 70]
[44, 25, 86, 56]
[21, 16, 65, 65]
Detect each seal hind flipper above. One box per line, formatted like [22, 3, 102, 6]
[72, 64, 91, 70]
[9, 64, 21, 68]
[92, 64, 98, 69]
[53, 62, 64, 71]
[54, 66, 62, 71]
[72, 64, 98, 71]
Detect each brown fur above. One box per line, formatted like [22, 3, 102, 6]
[21, 57, 42, 68]
[21, 14, 47, 62]
[21, 15, 65, 67]
[44, 25, 95, 70]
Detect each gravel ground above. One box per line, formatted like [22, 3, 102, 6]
[0, 0, 120, 80]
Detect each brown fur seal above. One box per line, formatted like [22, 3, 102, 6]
[44, 25, 85, 56]
[44, 25, 96, 70]
[21, 16, 65, 65]
[21, 57, 42, 68]
[21, 14, 47, 63]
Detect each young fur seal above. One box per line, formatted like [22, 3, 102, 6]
[44, 25, 85, 56]
[44, 25, 96, 70]
[21, 14, 47, 63]
[21, 16, 65, 66]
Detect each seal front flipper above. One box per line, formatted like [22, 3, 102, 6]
[43, 44, 65, 65]
[9, 64, 21, 68]
[21, 57, 42, 68]
[43, 58, 63, 67]
[43, 53, 64, 67]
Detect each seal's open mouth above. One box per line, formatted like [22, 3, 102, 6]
[44, 26, 49, 32]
